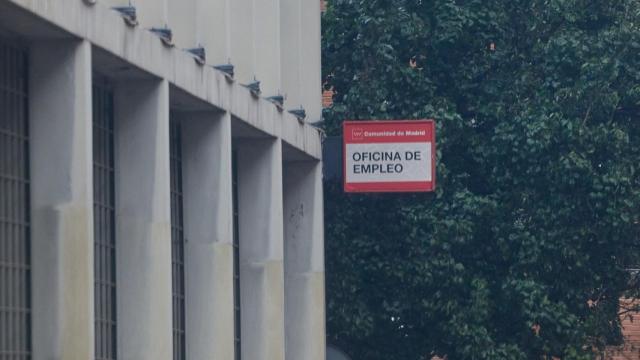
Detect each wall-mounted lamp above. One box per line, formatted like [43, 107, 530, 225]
[267, 95, 285, 110]
[307, 118, 324, 129]
[185, 47, 206, 65]
[213, 64, 235, 80]
[288, 106, 306, 123]
[243, 79, 261, 97]
[149, 27, 174, 47]
[112, 6, 138, 27]
[82, 0, 97, 5]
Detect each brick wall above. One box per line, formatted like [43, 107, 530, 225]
[604, 299, 640, 360]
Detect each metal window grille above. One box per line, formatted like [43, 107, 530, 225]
[232, 150, 241, 360]
[0, 38, 31, 360]
[170, 118, 186, 360]
[93, 79, 117, 360]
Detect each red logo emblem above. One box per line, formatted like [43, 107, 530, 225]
[352, 128, 364, 139]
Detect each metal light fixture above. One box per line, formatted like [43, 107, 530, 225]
[308, 118, 326, 136]
[288, 106, 306, 123]
[243, 78, 261, 97]
[185, 46, 206, 65]
[112, 6, 138, 27]
[83, 0, 97, 5]
[213, 63, 235, 80]
[267, 94, 285, 110]
[307, 118, 324, 129]
[150, 27, 174, 47]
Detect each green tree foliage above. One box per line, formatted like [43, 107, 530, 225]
[322, 1, 640, 359]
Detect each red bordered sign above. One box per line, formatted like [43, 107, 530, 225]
[343, 120, 436, 193]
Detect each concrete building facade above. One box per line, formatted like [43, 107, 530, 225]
[0, 0, 325, 359]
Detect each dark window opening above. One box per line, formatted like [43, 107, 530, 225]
[170, 117, 186, 360]
[0, 38, 31, 360]
[93, 78, 117, 360]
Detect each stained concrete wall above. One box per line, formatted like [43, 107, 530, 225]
[29, 39, 94, 360]
[4, 0, 323, 157]
[114, 79, 173, 360]
[28, 0, 321, 119]
[121, 0, 314, 108]
[3, 0, 325, 358]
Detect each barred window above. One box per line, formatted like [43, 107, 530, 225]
[93, 79, 117, 360]
[170, 118, 186, 360]
[0, 38, 31, 360]
[232, 150, 241, 360]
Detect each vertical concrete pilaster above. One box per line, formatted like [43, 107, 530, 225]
[281, 0, 322, 118]
[300, 0, 322, 121]
[169, 0, 197, 48]
[137, 0, 168, 28]
[230, 0, 255, 85]
[254, 0, 282, 97]
[181, 111, 235, 360]
[283, 161, 326, 360]
[280, 0, 301, 109]
[29, 39, 94, 360]
[114, 79, 172, 360]
[237, 138, 285, 360]
[198, 0, 231, 65]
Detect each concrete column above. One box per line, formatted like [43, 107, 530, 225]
[230, 0, 254, 84]
[254, 0, 282, 97]
[300, 0, 322, 121]
[114, 79, 172, 360]
[236, 138, 285, 360]
[29, 39, 94, 360]
[283, 161, 326, 360]
[280, 0, 301, 109]
[180, 111, 234, 360]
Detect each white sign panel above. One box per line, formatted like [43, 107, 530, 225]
[345, 142, 432, 183]
[343, 120, 436, 192]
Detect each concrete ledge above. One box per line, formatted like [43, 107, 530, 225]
[5, 0, 322, 160]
